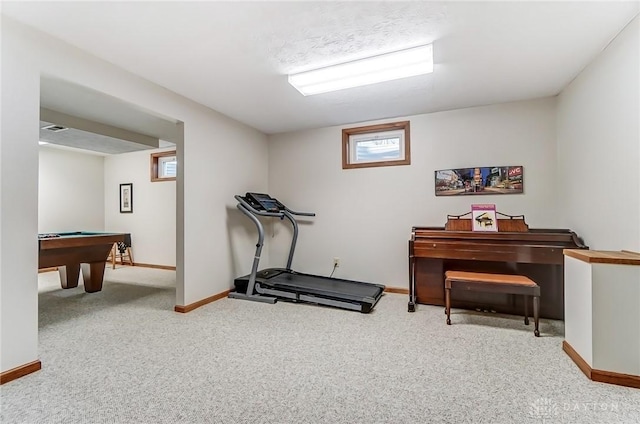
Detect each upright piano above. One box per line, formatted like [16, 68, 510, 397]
[408, 213, 587, 320]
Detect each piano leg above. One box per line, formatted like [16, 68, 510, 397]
[533, 295, 540, 337]
[408, 254, 416, 312]
[445, 286, 451, 325]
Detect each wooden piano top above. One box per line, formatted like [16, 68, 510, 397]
[412, 227, 586, 245]
[410, 217, 587, 264]
[412, 213, 586, 247]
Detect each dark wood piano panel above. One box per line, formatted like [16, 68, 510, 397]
[408, 219, 587, 320]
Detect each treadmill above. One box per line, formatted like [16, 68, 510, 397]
[229, 192, 385, 313]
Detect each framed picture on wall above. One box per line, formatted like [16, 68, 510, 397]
[435, 165, 523, 196]
[120, 183, 133, 213]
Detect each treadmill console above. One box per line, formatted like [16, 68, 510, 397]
[244, 192, 284, 213]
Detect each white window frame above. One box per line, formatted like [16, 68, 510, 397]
[158, 155, 177, 179]
[342, 121, 411, 169]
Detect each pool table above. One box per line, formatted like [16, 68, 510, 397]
[38, 232, 127, 293]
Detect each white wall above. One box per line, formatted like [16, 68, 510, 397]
[1, 16, 40, 376]
[1, 17, 269, 374]
[268, 98, 558, 287]
[104, 148, 176, 267]
[557, 16, 640, 251]
[38, 147, 105, 233]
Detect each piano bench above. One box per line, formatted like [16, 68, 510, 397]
[444, 271, 540, 337]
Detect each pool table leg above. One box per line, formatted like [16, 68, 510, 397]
[58, 264, 81, 289]
[81, 262, 107, 293]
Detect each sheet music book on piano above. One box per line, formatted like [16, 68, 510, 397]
[471, 204, 498, 232]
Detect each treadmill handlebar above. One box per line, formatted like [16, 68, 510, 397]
[284, 207, 315, 217]
[235, 195, 284, 218]
[235, 194, 316, 218]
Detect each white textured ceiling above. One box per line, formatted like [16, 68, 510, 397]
[3, 1, 639, 135]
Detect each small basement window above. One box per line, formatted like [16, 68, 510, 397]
[342, 121, 410, 169]
[151, 150, 177, 182]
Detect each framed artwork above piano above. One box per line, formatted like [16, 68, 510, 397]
[435, 165, 523, 196]
[408, 212, 587, 320]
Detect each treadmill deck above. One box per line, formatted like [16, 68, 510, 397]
[234, 268, 385, 312]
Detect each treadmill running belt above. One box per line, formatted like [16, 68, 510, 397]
[262, 272, 384, 299]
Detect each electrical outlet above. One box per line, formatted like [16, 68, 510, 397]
[333, 257, 340, 267]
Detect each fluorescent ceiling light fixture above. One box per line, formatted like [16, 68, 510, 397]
[288, 44, 433, 96]
[38, 141, 49, 145]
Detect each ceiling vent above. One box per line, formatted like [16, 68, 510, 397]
[41, 124, 68, 132]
